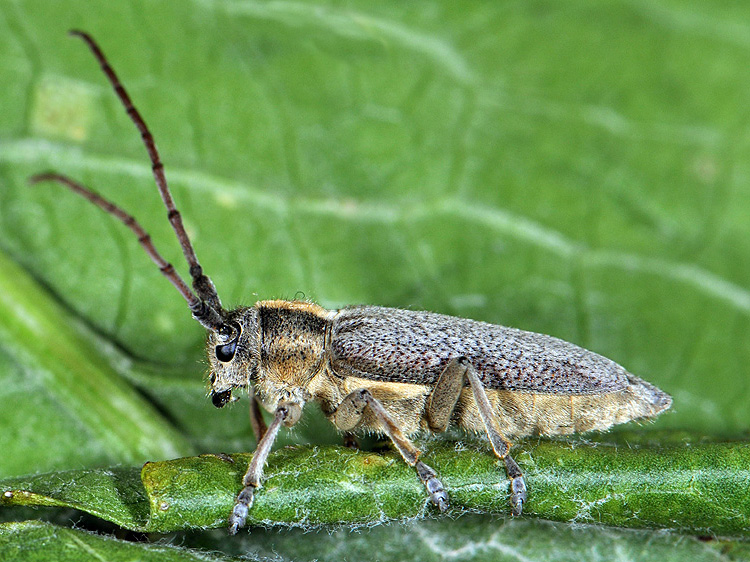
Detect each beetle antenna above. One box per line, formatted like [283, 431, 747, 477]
[67, 29, 223, 315]
[28, 173, 225, 332]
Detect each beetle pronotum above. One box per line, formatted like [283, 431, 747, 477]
[32, 31, 672, 534]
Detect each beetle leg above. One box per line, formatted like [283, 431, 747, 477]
[248, 387, 268, 442]
[426, 357, 527, 516]
[334, 388, 448, 512]
[229, 401, 301, 535]
[426, 358, 465, 432]
[342, 431, 360, 449]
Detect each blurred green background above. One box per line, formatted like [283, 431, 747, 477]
[1, 0, 749, 560]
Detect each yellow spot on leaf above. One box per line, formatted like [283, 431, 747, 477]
[31, 76, 94, 141]
[214, 191, 238, 209]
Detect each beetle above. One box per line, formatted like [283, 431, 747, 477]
[32, 31, 672, 534]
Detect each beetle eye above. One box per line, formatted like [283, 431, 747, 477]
[211, 389, 232, 408]
[215, 340, 237, 362]
[215, 322, 241, 362]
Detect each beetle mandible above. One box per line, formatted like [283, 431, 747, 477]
[32, 31, 672, 534]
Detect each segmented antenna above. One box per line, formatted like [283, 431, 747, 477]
[28, 171, 225, 332]
[30, 172, 191, 305]
[30, 31, 226, 333]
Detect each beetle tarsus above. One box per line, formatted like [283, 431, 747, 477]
[503, 454, 526, 515]
[228, 486, 254, 534]
[416, 460, 449, 512]
[510, 475, 527, 515]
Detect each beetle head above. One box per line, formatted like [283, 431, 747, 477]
[206, 306, 261, 408]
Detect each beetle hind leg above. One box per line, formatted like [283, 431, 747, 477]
[426, 357, 527, 515]
[333, 388, 448, 511]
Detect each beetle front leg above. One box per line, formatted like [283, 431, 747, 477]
[334, 389, 448, 512]
[229, 401, 301, 535]
[426, 357, 527, 515]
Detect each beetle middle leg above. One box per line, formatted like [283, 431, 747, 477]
[426, 357, 527, 515]
[334, 388, 449, 511]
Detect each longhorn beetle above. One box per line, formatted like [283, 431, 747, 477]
[32, 31, 672, 534]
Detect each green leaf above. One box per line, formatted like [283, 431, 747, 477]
[3, 518, 748, 562]
[4, 518, 746, 562]
[2, 0, 750, 560]
[0, 248, 193, 474]
[0, 521, 239, 562]
[3, 437, 750, 537]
